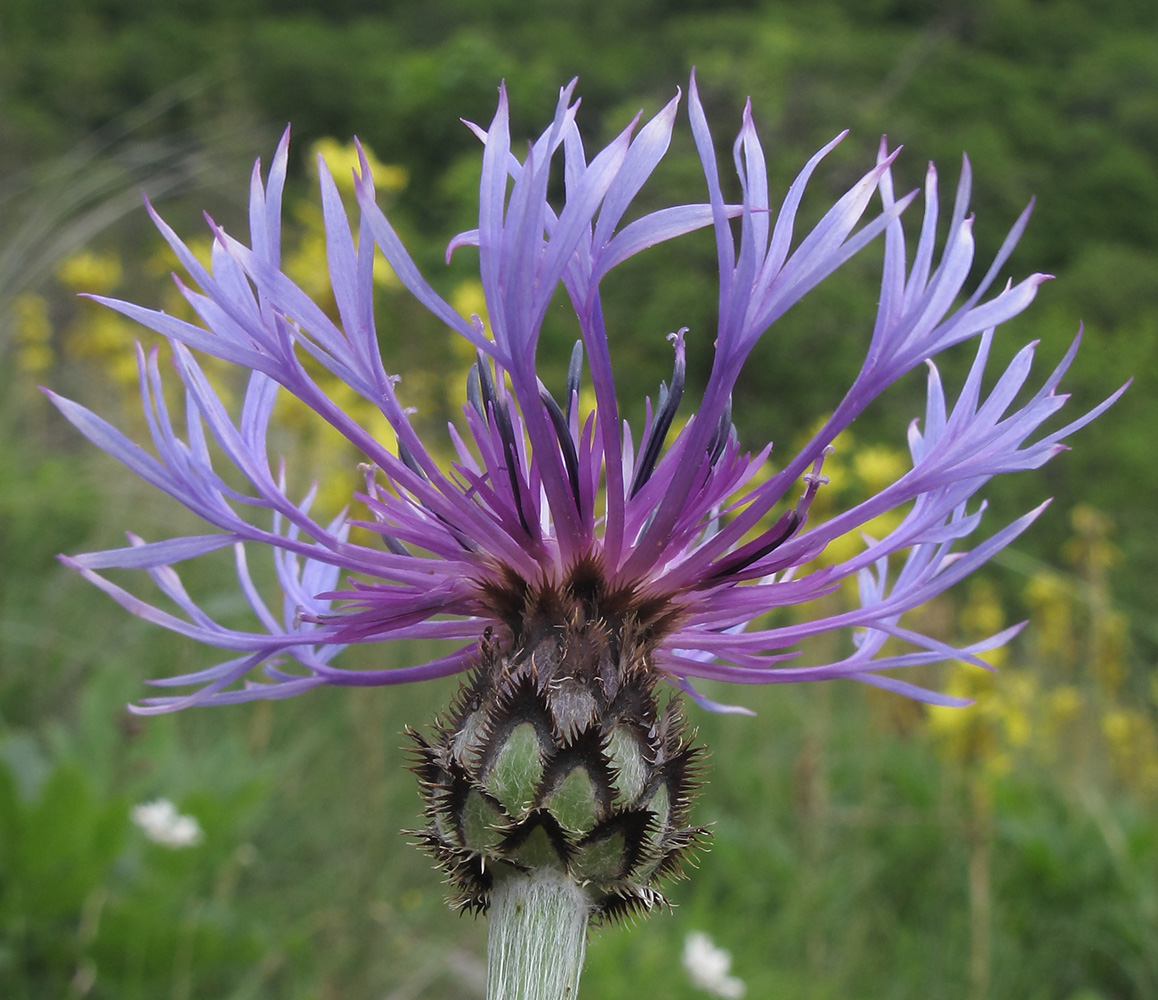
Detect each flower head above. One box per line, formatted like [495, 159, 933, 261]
[683, 931, 746, 999]
[130, 798, 204, 848]
[49, 75, 1122, 715]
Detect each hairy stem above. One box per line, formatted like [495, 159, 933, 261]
[487, 869, 591, 1000]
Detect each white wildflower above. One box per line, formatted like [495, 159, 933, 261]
[131, 798, 204, 848]
[683, 930, 746, 999]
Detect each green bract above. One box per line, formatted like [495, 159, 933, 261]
[409, 572, 705, 919]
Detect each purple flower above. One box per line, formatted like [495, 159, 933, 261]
[48, 76, 1122, 715]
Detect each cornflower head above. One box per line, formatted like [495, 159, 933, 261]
[48, 75, 1121, 972]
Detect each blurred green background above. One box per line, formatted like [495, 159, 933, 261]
[2, 0, 1157, 997]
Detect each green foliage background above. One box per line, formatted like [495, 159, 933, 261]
[1, 0, 1156, 997]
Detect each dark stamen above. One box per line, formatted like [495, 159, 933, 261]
[565, 340, 584, 422]
[470, 353, 533, 536]
[398, 439, 428, 481]
[630, 337, 685, 497]
[702, 509, 801, 583]
[477, 350, 500, 416]
[539, 382, 582, 507]
[467, 363, 485, 418]
[707, 395, 735, 465]
[397, 435, 479, 553]
[382, 533, 413, 556]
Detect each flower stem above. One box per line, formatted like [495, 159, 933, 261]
[487, 869, 591, 1000]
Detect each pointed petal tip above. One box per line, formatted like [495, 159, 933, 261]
[272, 125, 292, 159]
[940, 696, 976, 709]
[689, 69, 703, 104]
[893, 187, 921, 212]
[878, 141, 902, 166]
[349, 137, 374, 193]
